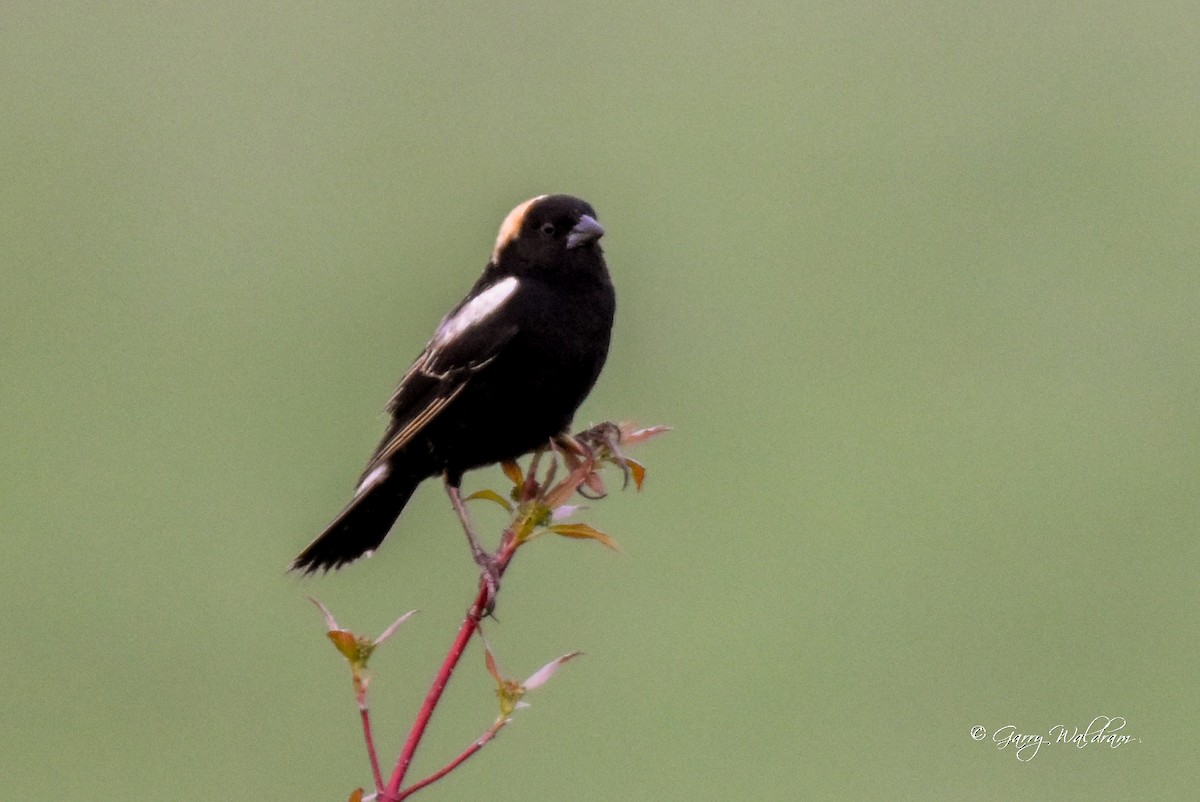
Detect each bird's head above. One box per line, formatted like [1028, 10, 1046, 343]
[491, 194, 606, 272]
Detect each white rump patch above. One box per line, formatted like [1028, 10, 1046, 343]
[355, 463, 390, 496]
[435, 276, 519, 345]
[492, 195, 547, 263]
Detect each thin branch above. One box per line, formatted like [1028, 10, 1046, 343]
[384, 532, 520, 799]
[397, 724, 504, 799]
[360, 706, 384, 796]
[363, 425, 666, 799]
[382, 590, 483, 799]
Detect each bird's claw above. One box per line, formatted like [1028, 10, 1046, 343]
[572, 421, 631, 489]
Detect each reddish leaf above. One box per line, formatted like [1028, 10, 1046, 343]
[501, 461, 523, 487]
[542, 462, 593, 508]
[582, 470, 607, 497]
[484, 643, 502, 684]
[557, 442, 583, 472]
[627, 458, 646, 491]
[540, 456, 558, 488]
[326, 630, 363, 662]
[556, 433, 589, 457]
[525, 448, 546, 486]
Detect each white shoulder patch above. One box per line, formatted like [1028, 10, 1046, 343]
[355, 463, 390, 496]
[435, 276, 519, 346]
[492, 195, 547, 263]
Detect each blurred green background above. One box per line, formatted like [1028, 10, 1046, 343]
[3, 3, 1197, 799]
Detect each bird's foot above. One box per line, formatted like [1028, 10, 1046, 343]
[564, 422, 630, 492]
[446, 478, 504, 617]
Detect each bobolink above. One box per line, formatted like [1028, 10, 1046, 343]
[292, 194, 615, 595]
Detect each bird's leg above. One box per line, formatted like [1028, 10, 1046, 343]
[444, 477, 500, 615]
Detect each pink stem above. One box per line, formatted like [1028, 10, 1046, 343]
[360, 705, 384, 796]
[382, 589, 484, 799]
[382, 454, 551, 798]
[397, 726, 502, 799]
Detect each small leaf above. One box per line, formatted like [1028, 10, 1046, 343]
[327, 630, 368, 663]
[542, 463, 591, 508]
[524, 651, 584, 690]
[540, 457, 558, 489]
[551, 503, 586, 521]
[374, 609, 418, 646]
[496, 680, 523, 718]
[556, 442, 584, 472]
[465, 489, 513, 513]
[555, 433, 589, 458]
[620, 423, 672, 444]
[308, 597, 340, 632]
[525, 449, 545, 487]
[501, 461, 523, 487]
[582, 471, 607, 498]
[484, 643, 502, 684]
[627, 458, 646, 491]
[547, 523, 622, 552]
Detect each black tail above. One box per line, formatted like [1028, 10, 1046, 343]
[291, 470, 420, 574]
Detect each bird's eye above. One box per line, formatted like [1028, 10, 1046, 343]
[540, 222, 557, 237]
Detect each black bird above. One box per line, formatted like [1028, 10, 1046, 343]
[292, 194, 615, 595]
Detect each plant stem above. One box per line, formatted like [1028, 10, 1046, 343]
[381, 451, 559, 798]
[360, 705, 384, 796]
[384, 523, 522, 799]
[382, 586, 485, 799]
[397, 724, 503, 799]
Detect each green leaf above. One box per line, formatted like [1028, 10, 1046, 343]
[466, 488, 514, 512]
[547, 523, 622, 552]
[326, 630, 372, 665]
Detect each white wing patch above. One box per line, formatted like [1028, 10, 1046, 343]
[355, 463, 390, 496]
[434, 276, 519, 347]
